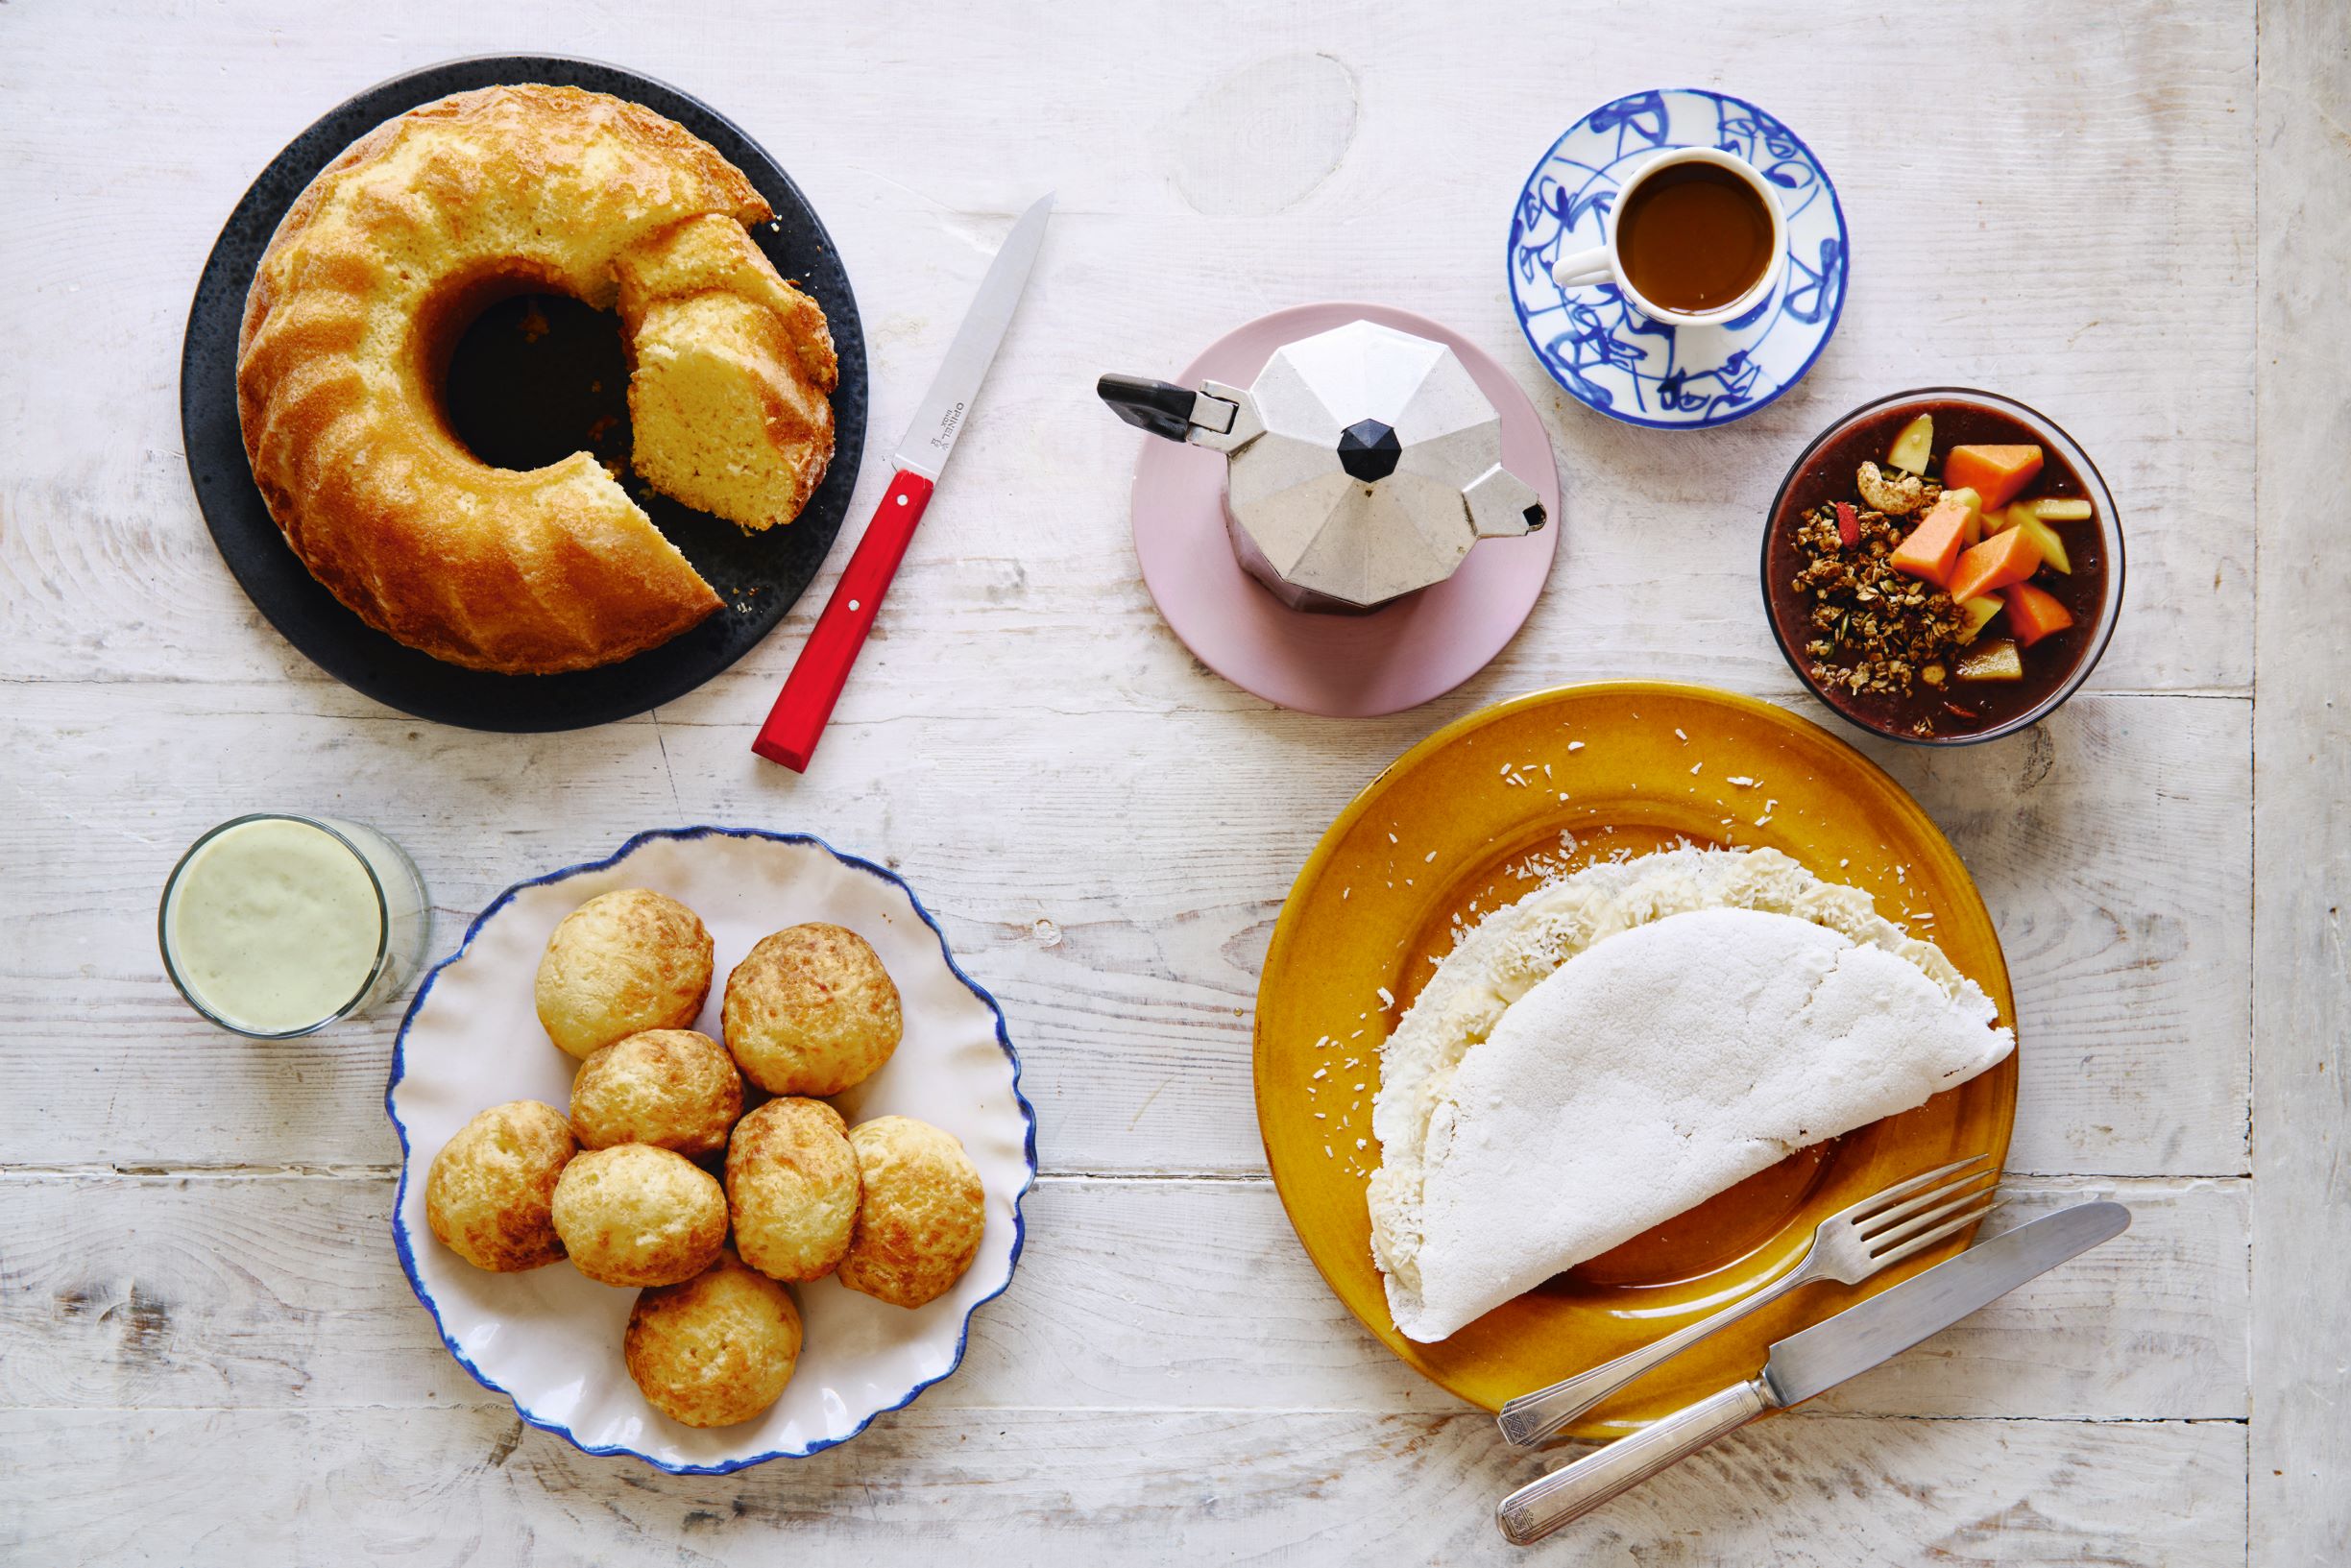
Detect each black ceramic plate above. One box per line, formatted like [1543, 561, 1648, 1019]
[181, 55, 867, 732]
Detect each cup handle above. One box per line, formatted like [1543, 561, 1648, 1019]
[1551, 246, 1612, 288]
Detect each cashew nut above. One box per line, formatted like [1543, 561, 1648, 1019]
[1856, 461, 1927, 517]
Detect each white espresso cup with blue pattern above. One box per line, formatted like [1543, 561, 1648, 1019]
[1551, 147, 1788, 327]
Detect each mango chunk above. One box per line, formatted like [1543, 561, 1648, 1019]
[1886, 413, 1934, 475]
[2014, 511, 2072, 574]
[1954, 638, 2024, 682]
[2031, 497, 2093, 522]
[1957, 594, 2005, 644]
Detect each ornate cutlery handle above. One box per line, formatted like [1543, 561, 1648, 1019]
[1496, 1259, 1808, 1447]
[1495, 1378, 1770, 1546]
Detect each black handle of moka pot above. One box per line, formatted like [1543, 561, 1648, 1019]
[1096, 374, 1201, 443]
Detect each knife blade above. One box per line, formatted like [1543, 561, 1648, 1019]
[895, 193, 1054, 479]
[1761, 1198, 2127, 1404]
[752, 193, 1054, 772]
[1495, 1201, 2130, 1547]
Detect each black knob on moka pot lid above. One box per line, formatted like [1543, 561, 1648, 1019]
[1336, 419, 1402, 483]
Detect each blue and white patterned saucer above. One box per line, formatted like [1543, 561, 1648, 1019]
[1508, 88, 1848, 429]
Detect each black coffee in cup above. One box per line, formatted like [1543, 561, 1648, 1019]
[1615, 162, 1775, 314]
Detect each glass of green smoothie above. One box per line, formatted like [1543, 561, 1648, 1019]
[158, 813, 432, 1038]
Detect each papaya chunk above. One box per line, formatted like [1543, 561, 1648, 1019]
[2003, 581, 2076, 647]
[1940, 486, 1984, 547]
[1889, 495, 1972, 587]
[1948, 524, 2045, 604]
[1944, 444, 2045, 510]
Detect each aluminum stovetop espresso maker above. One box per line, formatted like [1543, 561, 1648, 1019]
[1099, 319, 1547, 613]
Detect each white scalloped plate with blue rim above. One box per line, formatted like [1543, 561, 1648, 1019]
[386, 827, 1035, 1473]
[1508, 87, 1849, 429]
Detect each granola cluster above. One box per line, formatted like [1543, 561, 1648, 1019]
[1789, 480, 1969, 716]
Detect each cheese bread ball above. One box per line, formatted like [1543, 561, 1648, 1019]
[425, 1100, 577, 1271]
[837, 1116, 985, 1309]
[721, 923, 902, 1096]
[624, 1248, 802, 1428]
[535, 889, 715, 1059]
[550, 1144, 727, 1288]
[725, 1098, 860, 1282]
[570, 1028, 743, 1156]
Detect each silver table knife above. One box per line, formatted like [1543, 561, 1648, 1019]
[1495, 1201, 2131, 1547]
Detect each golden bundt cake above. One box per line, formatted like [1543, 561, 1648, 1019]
[236, 84, 836, 674]
[616, 214, 838, 532]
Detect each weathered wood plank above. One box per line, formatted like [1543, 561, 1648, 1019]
[0, 1405, 2246, 1567]
[0, 688, 2249, 1177]
[2249, 0, 2351, 1560]
[0, 1172, 2245, 1421]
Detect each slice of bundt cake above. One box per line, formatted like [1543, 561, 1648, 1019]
[617, 216, 838, 531]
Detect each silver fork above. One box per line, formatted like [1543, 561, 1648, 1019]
[1495, 1153, 1998, 1447]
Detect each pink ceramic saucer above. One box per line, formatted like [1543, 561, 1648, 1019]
[1127, 302, 1563, 717]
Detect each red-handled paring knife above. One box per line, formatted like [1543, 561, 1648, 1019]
[753, 193, 1054, 772]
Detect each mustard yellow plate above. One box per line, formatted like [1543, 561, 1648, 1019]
[1253, 682, 2017, 1435]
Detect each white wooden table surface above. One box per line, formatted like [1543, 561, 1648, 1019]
[3, 1, 2343, 1562]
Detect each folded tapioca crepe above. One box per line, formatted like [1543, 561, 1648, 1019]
[1366, 847, 2012, 1343]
